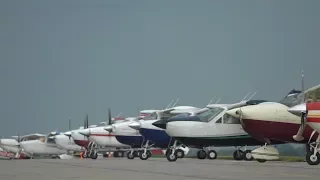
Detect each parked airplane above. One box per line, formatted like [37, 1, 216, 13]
[226, 82, 320, 163]
[77, 110, 134, 159]
[153, 95, 268, 162]
[127, 105, 201, 160]
[0, 133, 45, 158]
[19, 132, 67, 158]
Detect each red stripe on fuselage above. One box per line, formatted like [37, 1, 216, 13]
[307, 102, 320, 110]
[307, 117, 320, 123]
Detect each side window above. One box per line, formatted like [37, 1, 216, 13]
[46, 136, 55, 144]
[215, 118, 222, 123]
[223, 114, 241, 124]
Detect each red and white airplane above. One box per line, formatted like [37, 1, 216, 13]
[226, 75, 320, 163]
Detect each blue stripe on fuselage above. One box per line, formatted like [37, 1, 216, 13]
[139, 128, 175, 148]
[115, 135, 144, 148]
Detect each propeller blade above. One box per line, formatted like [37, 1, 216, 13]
[293, 112, 306, 141]
[69, 118, 71, 130]
[86, 114, 89, 129]
[108, 108, 112, 125]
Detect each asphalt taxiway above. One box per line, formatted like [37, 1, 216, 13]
[0, 158, 319, 180]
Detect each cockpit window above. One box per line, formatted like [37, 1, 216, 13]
[223, 114, 241, 124]
[46, 136, 56, 144]
[196, 107, 224, 122]
[97, 122, 106, 127]
[143, 112, 157, 120]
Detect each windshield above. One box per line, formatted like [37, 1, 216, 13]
[196, 107, 224, 122]
[143, 112, 158, 120]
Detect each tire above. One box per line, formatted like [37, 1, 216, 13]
[207, 150, 217, 160]
[233, 150, 244, 161]
[82, 152, 87, 158]
[127, 151, 135, 159]
[306, 151, 320, 165]
[176, 149, 185, 158]
[91, 153, 98, 159]
[197, 150, 206, 159]
[139, 151, 151, 160]
[118, 151, 124, 157]
[166, 150, 178, 162]
[244, 150, 253, 161]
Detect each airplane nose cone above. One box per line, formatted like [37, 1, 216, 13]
[128, 122, 141, 130]
[152, 119, 167, 129]
[78, 129, 90, 136]
[288, 103, 306, 116]
[104, 125, 113, 132]
[64, 132, 72, 137]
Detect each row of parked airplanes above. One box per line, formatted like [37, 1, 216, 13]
[1, 75, 320, 165]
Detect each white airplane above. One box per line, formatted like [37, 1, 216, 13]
[19, 132, 67, 158]
[153, 94, 268, 162]
[0, 133, 45, 158]
[121, 105, 200, 160]
[77, 110, 134, 159]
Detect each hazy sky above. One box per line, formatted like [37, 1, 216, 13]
[1, 0, 320, 136]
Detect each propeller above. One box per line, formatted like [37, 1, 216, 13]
[293, 70, 306, 141]
[68, 118, 71, 140]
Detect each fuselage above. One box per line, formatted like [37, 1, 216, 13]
[112, 121, 144, 148]
[69, 129, 90, 148]
[226, 102, 318, 144]
[19, 140, 66, 155]
[155, 103, 268, 148]
[54, 134, 84, 152]
[79, 127, 129, 148]
[139, 120, 174, 148]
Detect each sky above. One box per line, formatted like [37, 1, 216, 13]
[1, 0, 320, 136]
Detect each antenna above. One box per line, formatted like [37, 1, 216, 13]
[215, 98, 222, 104]
[248, 90, 258, 100]
[241, 92, 252, 101]
[116, 112, 122, 117]
[166, 100, 174, 109]
[171, 98, 179, 108]
[207, 98, 215, 105]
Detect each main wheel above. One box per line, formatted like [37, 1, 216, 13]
[197, 150, 207, 159]
[233, 150, 244, 161]
[82, 152, 88, 158]
[139, 150, 151, 160]
[91, 153, 98, 159]
[244, 150, 253, 161]
[166, 150, 178, 162]
[127, 151, 135, 159]
[306, 151, 320, 165]
[113, 151, 119, 157]
[175, 149, 185, 158]
[207, 150, 217, 160]
[118, 151, 124, 157]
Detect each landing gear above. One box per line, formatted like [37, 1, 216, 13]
[113, 151, 124, 157]
[166, 149, 178, 162]
[139, 150, 152, 160]
[233, 150, 244, 160]
[127, 150, 135, 159]
[306, 135, 320, 165]
[90, 150, 98, 159]
[207, 150, 217, 159]
[175, 149, 185, 158]
[244, 150, 253, 161]
[197, 149, 206, 159]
